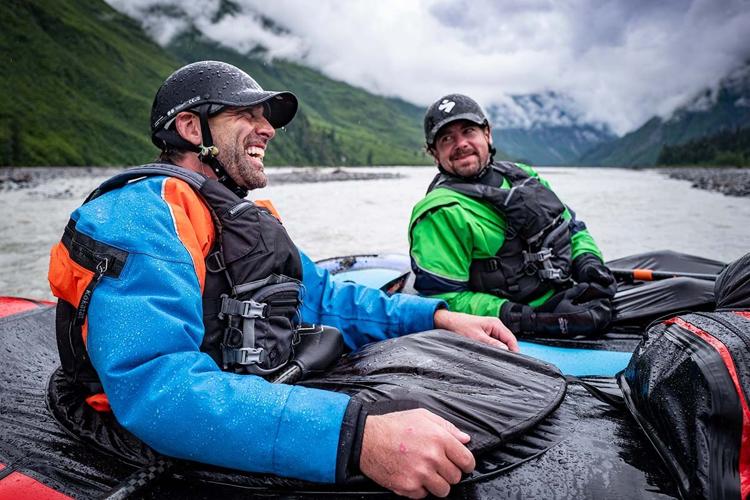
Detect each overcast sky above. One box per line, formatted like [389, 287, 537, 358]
[109, 0, 750, 135]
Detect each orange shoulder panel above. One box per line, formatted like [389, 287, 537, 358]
[48, 243, 95, 309]
[255, 199, 282, 221]
[161, 178, 215, 293]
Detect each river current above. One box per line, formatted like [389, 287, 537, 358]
[1, 166, 749, 300]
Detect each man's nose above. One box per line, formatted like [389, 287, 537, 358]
[454, 134, 470, 149]
[256, 116, 275, 140]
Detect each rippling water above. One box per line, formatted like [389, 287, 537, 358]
[2, 166, 749, 300]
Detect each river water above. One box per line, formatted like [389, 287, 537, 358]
[1, 166, 749, 300]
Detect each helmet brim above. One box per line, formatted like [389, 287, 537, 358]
[229, 89, 298, 129]
[426, 112, 487, 145]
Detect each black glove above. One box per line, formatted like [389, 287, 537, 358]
[573, 253, 617, 298]
[500, 283, 613, 337]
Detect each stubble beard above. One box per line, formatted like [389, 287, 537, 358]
[218, 134, 267, 191]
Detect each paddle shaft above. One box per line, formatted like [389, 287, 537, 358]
[610, 268, 717, 282]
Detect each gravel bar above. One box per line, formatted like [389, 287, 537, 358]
[0, 166, 402, 192]
[657, 167, 750, 197]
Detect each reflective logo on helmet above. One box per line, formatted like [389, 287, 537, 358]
[155, 96, 203, 130]
[438, 99, 456, 113]
[167, 96, 202, 117]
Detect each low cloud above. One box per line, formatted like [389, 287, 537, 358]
[108, 0, 750, 135]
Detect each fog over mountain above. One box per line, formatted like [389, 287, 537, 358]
[581, 62, 750, 166]
[108, 0, 750, 136]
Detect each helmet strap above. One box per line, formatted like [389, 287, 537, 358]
[195, 105, 249, 198]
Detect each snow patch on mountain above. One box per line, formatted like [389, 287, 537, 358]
[487, 91, 612, 134]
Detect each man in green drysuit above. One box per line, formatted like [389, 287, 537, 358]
[408, 94, 616, 337]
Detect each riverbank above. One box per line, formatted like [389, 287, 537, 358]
[0, 166, 402, 192]
[3, 165, 749, 198]
[658, 167, 750, 197]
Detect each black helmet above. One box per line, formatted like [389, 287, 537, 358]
[150, 61, 298, 197]
[424, 93, 489, 146]
[150, 60, 298, 150]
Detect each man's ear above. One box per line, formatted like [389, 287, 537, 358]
[426, 145, 439, 165]
[484, 124, 492, 144]
[173, 112, 202, 147]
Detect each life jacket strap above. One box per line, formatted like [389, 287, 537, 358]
[219, 296, 269, 369]
[219, 296, 268, 319]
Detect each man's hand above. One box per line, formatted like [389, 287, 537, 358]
[572, 253, 617, 298]
[360, 409, 476, 498]
[434, 309, 519, 352]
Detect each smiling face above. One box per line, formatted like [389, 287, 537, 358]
[429, 120, 492, 178]
[208, 104, 275, 190]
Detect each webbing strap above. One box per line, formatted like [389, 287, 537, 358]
[219, 297, 267, 319]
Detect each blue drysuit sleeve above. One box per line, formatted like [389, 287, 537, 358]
[298, 250, 444, 350]
[80, 178, 350, 483]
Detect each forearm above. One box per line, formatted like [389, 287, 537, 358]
[433, 290, 506, 317]
[571, 228, 603, 260]
[299, 250, 442, 350]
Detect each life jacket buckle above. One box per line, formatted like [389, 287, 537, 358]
[219, 296, 267, 319]
[523, 248, 553, 263]
[539, 268, 564, 280]
[236, 347, 264, 366]
[240, 300, 267, 319]
[486, 258, 500, 272]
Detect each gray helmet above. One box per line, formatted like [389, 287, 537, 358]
[424, 93, 489, 146]
[150, 60, 298, 150]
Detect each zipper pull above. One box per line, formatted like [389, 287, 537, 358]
[74, 257, 109, 326]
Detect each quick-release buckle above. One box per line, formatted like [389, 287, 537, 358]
[523, 248, 552, 264]
[219, 296, 268, 319]
[539, 268, 564, 280]
[236, 347, 263, 366]
[241, 300, 267, 319]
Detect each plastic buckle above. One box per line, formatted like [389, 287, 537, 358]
[486, 259, 499, 272]
[540, 268, 563, 280]
[237, 347, 263, 366]
[524, 248, 552, 263]
[240, 300, 267, 319]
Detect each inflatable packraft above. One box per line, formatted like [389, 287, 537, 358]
[0, 250, 747, 498]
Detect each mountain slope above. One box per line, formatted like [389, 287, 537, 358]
[488, 92, 616, 165]
[0, 0, 178, 166]
[658, 126, 750, 167]
[581, 62, 750, 167]
[0, 0, 433, 166]
[165, 29, 430, 166]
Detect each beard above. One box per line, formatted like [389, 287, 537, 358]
[215, 133, 267, 191]
[447, 148, 487, 177]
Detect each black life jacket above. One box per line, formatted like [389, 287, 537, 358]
[55, 164, 303, 394]
[427, 161, 572, 303]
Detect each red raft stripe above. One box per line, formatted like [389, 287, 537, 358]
[0, 297, 53, 319]
[669, 317, 750, 499]
[0, 471, 72, 500]
[735, 311, 750, 321]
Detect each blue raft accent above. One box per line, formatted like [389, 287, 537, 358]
[332, 268, 404, 289]
[517, 341, 631, 377]
[328, 263, 633, 377]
